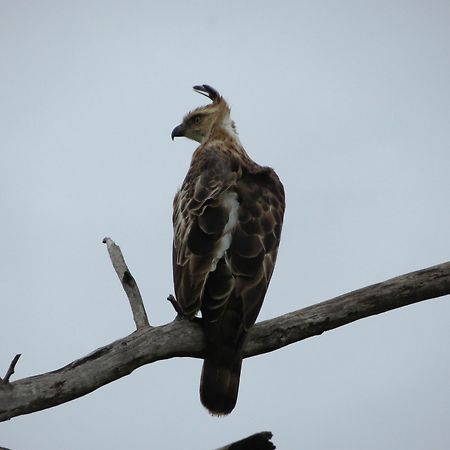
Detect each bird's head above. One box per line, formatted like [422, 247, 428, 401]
[171, 85, 236, 143]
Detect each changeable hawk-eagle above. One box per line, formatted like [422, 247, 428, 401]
[171, 85, 285, 415]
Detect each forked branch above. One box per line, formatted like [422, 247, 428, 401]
[0, 239, 449, 422]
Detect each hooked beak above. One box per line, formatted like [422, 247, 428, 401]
[171, 124, 185, 141]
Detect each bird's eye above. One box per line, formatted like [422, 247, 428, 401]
[192, 115, 201, 124]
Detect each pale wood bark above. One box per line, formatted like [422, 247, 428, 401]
[103, 237, 149, 329]
[0, 252, 449, 422]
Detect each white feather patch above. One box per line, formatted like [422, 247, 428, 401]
[221, 116, 241, 144]
[210, 191, 239, 271]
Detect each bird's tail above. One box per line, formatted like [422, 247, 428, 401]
[200, 349, 243, 416]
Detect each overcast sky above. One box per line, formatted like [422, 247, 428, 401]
[1, 1, 449, 449]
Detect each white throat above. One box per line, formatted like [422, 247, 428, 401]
[220, 115, 241, 144]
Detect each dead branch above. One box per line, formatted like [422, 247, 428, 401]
[103, 237, 149, 329]
[215, 431, 275, 450]
[0, 355, 21, 384]
[0, 247, 449, 422]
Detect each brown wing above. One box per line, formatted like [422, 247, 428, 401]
[235, 167, 284, 326]
[201, 165, 285, 329]
[172, 148, 238, 317]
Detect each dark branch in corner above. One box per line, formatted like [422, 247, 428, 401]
[0, 239, 449, 422]
[215, 431, 275, 450]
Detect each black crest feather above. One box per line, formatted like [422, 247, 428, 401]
[193, 84, 220, 102]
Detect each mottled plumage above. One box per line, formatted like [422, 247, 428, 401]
[171, 85, 285, 415]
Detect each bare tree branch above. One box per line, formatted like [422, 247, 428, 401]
[215, 431, 275, 450]
[245, 261, 450, 357]
[0, 260, 449, 422]
[103, 237, 149, 329]
[0, 354, 21, 384]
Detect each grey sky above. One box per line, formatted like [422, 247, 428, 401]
[1, 1, 449, 449]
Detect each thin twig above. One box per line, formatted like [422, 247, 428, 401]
[1, 354, 21, 384]
[103, 237, 150, 329]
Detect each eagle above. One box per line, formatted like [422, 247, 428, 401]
[171, 85, 285, 415]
